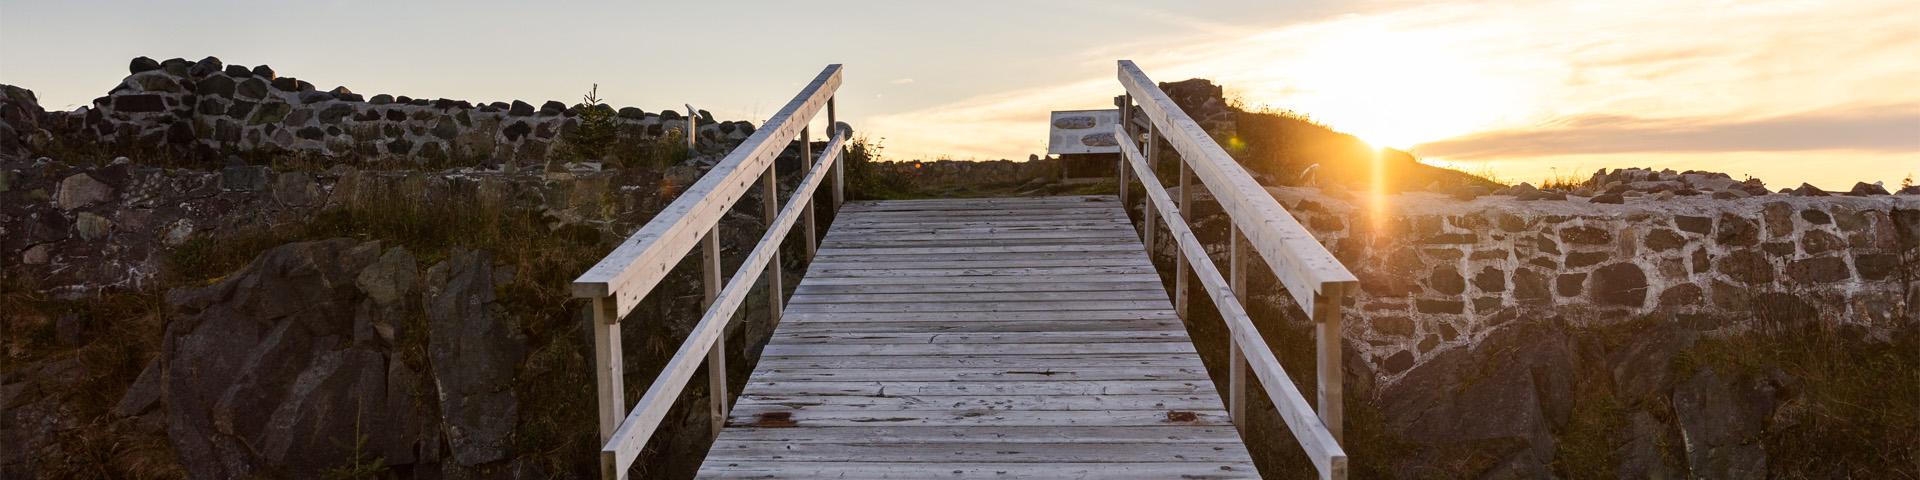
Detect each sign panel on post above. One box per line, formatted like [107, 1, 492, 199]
[1047, 109, 1121, 155]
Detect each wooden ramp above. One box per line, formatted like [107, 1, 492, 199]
[696, 195, 1258, 479]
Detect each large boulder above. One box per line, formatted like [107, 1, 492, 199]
[159, 239, 453, 478]
[428, 247, 528, 466]
[1381, 321, 1578, 477]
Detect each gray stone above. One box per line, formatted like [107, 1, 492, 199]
[1673, 368, 1769, 479]
[1514, 268, 1550, 303]
[1592, 263, 1648, 307]
[219, 165, 272, 191]
[356, 247, 417, 306]
[1644, 229, 1686, 251]
[1415, 299, 1464, 314]
[1559, 225, 1612, 245]
[113, 94, 166, 113]
[197, 74, 236, 97]
[1566, 251, 1609, 268]
[1472, 267, 1505, 293]
[1785, 257, 1849, 284]
[1799, 229, 1844, 255]
[1556, 273, 1586, 297]
[1374, 316, 1414, 337]
[1716, 250, 1775, 285]
[317, 103, 354, 124]
[1428, 265, 1465, 295]
[129, 56, 161, 74]
[1714, 214, 1759, 247]
[74, 212, 112, 241]
[429, 248, 527, 466]
[1675, 215, 1713, 234]
[247, 101, 290, 125]
[1382, 323, 1576, 477]
[56, 173, 113, 210]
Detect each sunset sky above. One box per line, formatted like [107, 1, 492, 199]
[4, 0, 1914, 189]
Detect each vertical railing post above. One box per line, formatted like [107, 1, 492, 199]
[1175, 156, 1192, 319]
[1116, 95, 1132, 209]
[1143, 123, 1160, 255]
[1228, 226, 1248, 429]
[701, 227, 726, 437]
[1314, 285, 1346, 443]
[799, 126, 818, 258]
[685, 104, 698, 150]
[591, 296, 624, 445]
[762, 167, 784, 326]
[828, 97, 844, 208]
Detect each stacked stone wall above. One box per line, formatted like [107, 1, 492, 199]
[1156, 187, 1920, 384]
[3, 56, 758, 165]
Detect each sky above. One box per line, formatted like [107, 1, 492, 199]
[3, 0, 1915, 189]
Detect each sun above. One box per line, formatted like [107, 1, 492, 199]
[1239, 26, 1521, 150]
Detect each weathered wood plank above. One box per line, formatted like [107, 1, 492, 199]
[697, 462, 1260, 479]
[787, 290, 1169, 304]
[781, 300, 1172, 314]
[748, 353, 1205, 370]
[773, 319, 1188, 334]
[703, 442, 1250, 463]
[759, 342, 1198, 357]
[709, 425, 1242, 444]
[793, 281, 1166, 295]
[764, 330, 1191, 346]
[779, 310, 1178, 323]
[730, 394, 1221, 411]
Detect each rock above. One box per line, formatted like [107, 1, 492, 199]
[508, 100, 535, 117]
[161, 239, 421, 478]
[161, 219, 195, 246]
[1382, 322, 1576, 478]
[74, 212, 112, 241]
[1428, 265, 1466, 295]
[113, 94, 166, 113]
[113, 359, 165, 417]
[129, 56, 161, 74]
[219, 165, 271, 191]
[1673, 368, 1769, 479]
[1559, 225, 1612, 245]
[1453, 185, 1489, 201]
[1899, 185, 1920, 195]
[250, 64, 276, 79]
[1848, 181, 1889, 196]
[1589, 193, 1624, 204]
[1592, 263, 1648, 307]
[538, 100, 566, 115]
[428, 248, 527, 466]
[1790, 183, 1827, 196]
[1786, 257, 1849, 284]
[297, 90, 332, 104]
[356, 247, 417, 306]
[56, 173, 113, 210]
[272, 171, 319, 207]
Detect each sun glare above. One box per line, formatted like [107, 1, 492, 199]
[1243, 26, 1520, 150]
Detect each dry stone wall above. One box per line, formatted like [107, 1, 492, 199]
[1159, 186, 1920, 384]
[5, 56, 758, 165]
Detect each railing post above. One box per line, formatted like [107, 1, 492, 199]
[1143, 123, 1160, 255]
[701, 227, 726, 438]
[762, 167, 784, 326]
[1228, 226, 1247, 429]
[1175, 156, 1192, 319]
[800, 126, 818, 258]
[591, 296, 624, 446]
[685, 104, 698, 150]
[1116, 95, 1132, 209]
[829, 97, 844, 208]
[1314, 285, 1346, 444]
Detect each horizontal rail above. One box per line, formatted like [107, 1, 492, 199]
[601, 132, 848, 478]
[1117, 60, 1357, 312]
[1118, 131, 1348, 479]
[572, 65, 842, 317]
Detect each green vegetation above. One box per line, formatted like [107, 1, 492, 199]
[553, 84, 620, 165]
[840, 135, 919, 199]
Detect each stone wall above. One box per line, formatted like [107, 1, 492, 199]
[3, 56, 759, 165]
[1159, 187, 1919, 383]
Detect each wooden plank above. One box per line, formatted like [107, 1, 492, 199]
[804, 258, 1151, 270]
[573, 65, 841, 314]
[793, 281, 1166, 295]
[780, 310, 1179, 323]
[764, 330, 1191, 346]
[722, 408, 1230, 427]
[759, 342, 1197, 357]
[730, 394, 1222, 411]
[709, 425, 1242, 444]
[805, 266, 1158, 278]
[747, 353, 1206, 370]
[787, 290, 1168, 304]
[748, 366, 1208, 382]
[782, 300, 1171, 314]
[732, 379, 1219, 399]
[814, 244, 1143, 255]
[773, 319, 1188, 334]
[697, 462, 1260, 479]
[703, 442, 1249, 463]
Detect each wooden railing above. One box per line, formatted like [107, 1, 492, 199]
[1114, 60, 1359, 479]
[571, 64, 846, 480]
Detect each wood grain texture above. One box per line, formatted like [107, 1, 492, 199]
[695, 196, 1256, 478]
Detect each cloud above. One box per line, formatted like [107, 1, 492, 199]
[1416, 104, 1920, 158]
[891, 78, 914, 85]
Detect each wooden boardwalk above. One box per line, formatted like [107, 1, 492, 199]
[695, 195, 1258, 479]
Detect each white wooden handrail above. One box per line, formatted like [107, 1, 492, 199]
[1115, 60, 1358, 480]
[599, 132, 846, 478]
[1119, 131, 1347, 479]
[571, 64, 846, 480]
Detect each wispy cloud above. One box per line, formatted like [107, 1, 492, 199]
[1419, 104, 1920, 158]
[891, 78, 915, 85]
